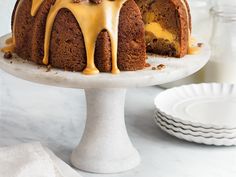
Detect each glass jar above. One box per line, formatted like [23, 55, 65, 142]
[205, 6, 236, 83]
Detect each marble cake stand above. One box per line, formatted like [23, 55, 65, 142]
[0, 34, 210, 174]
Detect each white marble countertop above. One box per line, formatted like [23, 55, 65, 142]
[1, 1, 236, 177]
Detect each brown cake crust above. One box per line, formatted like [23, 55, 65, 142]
[183, 0, 192, 32]
[118, 0, 146, 71]
[95, 31, 112, 72]
[31, 0, 56, 64]
[13, 0, 34, 60]
[171, 0, 189, 57]
[12, 0, 146, 72]
[11, 0, 20, 30]
[49, 8, 87, 71]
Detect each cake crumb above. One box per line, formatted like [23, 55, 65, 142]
[46, 65, 51, 72]
[152, 67, 156, 70]
[157, 64, 166, 70]
[145, 63, 151, 67]
[4, 51, 12, 59]
[197, 43, 204, 47]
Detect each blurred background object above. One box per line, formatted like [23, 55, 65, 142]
[189, 0, 213, 43]
[0, 1, 15, 78]
[0, 1, 15, 36]
[213, 0, 236, 6]
[205, 5, 236, 83]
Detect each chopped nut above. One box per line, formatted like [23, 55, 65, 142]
[90, 0, 102, 4]
[152, 67, 156, 70]
[197, 43, 204, 47]
[3, 51, 12, 59]
[46, 65, 51, 72]
[157, 64, 166, 70]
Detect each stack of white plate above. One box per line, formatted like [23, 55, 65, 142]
[154, 83, 236, 146]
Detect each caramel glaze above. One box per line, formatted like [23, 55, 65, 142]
[3, 0, 127, 75]
[31, 0, 44, 16]
[5, 37, 13, 45]
[43, 0, 127, 75]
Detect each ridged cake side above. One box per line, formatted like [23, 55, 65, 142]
[10, 0, 146, 73]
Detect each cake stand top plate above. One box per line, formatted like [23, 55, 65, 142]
[0, 34, 210, 89]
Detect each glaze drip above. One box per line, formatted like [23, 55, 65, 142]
[5, 37, 13, 45]
[42, 0, 126, 75]
[4, 0, 126, 75]
[31, 0, 44, 16]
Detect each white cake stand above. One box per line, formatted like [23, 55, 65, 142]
[0, 34, 210, 174]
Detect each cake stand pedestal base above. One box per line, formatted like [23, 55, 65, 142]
[71, 88, 140, 173]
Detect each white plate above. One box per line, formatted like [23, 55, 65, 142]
[155, 109, 236, 133]
[155, 83, 236, 129]
[155, 113, 236, 139]
[154, 116, 236, 146]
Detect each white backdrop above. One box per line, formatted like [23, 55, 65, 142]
[0, 1, 15, 36]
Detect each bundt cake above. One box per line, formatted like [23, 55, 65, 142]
[1, 0, 197, 75]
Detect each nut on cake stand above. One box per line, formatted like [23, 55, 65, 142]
[0, 34, 210, 174]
